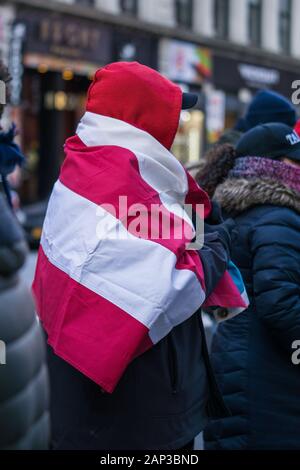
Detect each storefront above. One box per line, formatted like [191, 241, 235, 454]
[158, 38, 213, 164]
[8, 7, 161, 203]
[10, 8, 113, 203]
[113, 27, 158, 68]
[213, 54, 300, 130]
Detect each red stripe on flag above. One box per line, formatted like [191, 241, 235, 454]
[185, 170, 211, 219]
[204, 270, 247, 309]
[60, 135, 206, 291]
[32, 246, 152, 393]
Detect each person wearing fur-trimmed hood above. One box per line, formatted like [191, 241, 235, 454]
[197, 123, 300, 450]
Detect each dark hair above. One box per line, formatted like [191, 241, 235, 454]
[196, 144, 237, 198]
[0, 60, 11, 120]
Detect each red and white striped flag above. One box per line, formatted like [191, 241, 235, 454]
[32, 63, 247, 392]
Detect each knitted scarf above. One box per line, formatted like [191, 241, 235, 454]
[229, 156, 300, 194]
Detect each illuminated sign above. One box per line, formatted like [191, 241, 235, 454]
[159, 38, 212, 85]
[9, 22, 26, 106]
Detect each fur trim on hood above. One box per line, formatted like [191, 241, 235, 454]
[214, 177, 300, 215]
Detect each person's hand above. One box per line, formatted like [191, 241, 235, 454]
[206, 200, 224, 225]
[199, 220, 237, 298]
[204, 218, 237, 258]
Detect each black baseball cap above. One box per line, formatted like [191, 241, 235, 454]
[182, 92, 198, 109]
[236, 122, 300, 162]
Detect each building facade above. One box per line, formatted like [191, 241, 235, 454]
[0, 0, 299, 201]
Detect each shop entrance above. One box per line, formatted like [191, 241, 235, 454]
[21, 68, 90, 203]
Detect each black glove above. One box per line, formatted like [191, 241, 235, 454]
[205, 200, 238, 255]
[205, 200, 224, 225]
[204, 218, 237, 259]
[198, 219, 237, 298]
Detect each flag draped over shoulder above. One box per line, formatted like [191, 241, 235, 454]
[32, 62, 248, 393]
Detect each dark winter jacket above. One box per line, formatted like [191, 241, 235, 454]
[41, 61, 244, 450]
[204, 177, 300, 450]
[0, 192, 50, 449]
[47, 227, 230, 450]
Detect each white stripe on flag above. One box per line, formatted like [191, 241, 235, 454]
[76, 112, 194, 229]
[41, 180, 205, 343]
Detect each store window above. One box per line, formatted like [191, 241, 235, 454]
[120, 0, 138, 15]
[20, 68, 91, 203]
[279, 0, 291, 53]
[175, 0, 193, 29]
[214, 0, 229, 38]
[248, 0, 262, 47]
[172, 110, 204, 165]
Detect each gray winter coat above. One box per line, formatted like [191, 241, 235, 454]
[0, 192, 50, 449]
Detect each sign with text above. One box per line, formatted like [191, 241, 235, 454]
[16, 8, 112, 65]
[0, 5, 15, 64]
[214, 54, 300, 97]
[9, 22, 26, 106]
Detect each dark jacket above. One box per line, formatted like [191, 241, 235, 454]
[204, 177, 300, 450]
[0, 192, 50, 449]
[47, 229, 230, 451]
[42, 61, 234, 450]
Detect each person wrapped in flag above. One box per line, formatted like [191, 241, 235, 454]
[32, 62, 248, 450]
